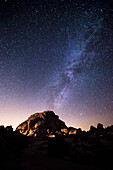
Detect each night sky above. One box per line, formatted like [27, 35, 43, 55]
[0, 0, 113, 130]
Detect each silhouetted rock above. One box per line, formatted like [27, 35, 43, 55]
[90, 125, 96, 133]
[16, 111, 67, 138]
[0, 125, 6, 135]
[97, 123, 103, 130]
[105, 125, 113, 133]
[0, 125, 4, 130]
[6, 126, 13, 133]
[76, 128, 82, 135]
[96, 123, 104, 136]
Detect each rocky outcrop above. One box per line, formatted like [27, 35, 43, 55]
[16, 111, 67, 137]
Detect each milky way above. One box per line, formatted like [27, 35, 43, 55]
[0, 0, 113, 130]
[47, 8, 112, 112]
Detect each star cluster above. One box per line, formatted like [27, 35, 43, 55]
[0, 0, 113, 130]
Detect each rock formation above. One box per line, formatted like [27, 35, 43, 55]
[16, 111, 67, 137]
[1, 113, 113, 170]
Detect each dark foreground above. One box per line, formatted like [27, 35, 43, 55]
[0, 125, 113, 170]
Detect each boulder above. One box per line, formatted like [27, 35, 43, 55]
[97, 123, 103, 130]
[61, 128, 68, 134]
[16, 111, 67, 138]
[69, 129, 77, 135]
[6, 126, 13, 133]
[89, 125, 97, 135]
[97, 123, 104, 135]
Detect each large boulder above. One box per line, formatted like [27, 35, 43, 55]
[16, 111, 67, 138]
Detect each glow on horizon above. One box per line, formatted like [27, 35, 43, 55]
[0, 105, 112, 131]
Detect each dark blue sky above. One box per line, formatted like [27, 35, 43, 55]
[0, 0, 113, 130]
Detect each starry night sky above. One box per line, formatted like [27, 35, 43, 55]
[0, 0, 113, 130]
